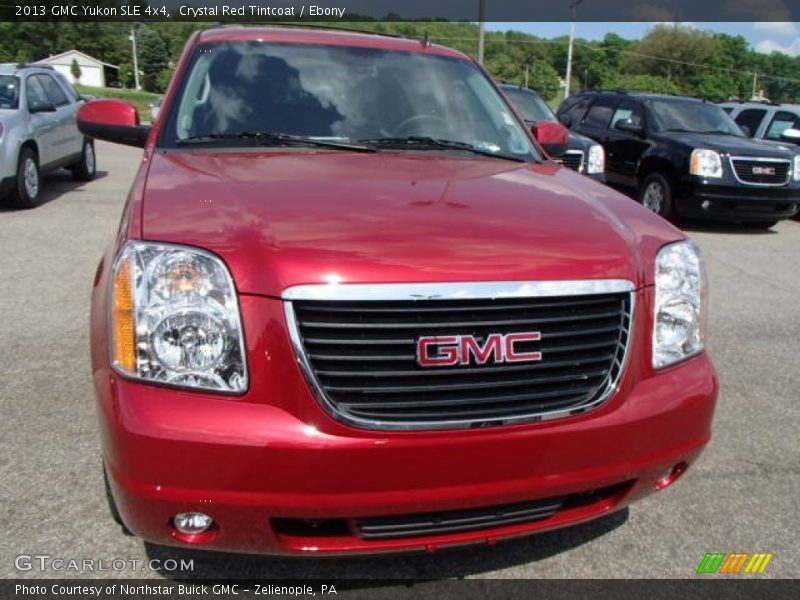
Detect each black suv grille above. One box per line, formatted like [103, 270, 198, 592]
[731, 158, 791, 185]
[288, 291, 633, 429]
[561, 150, 584, 172]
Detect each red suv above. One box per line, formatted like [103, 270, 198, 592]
[79, 27, 718, 556]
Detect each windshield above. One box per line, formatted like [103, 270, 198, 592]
[502, 87, 557, 123]
[161, 41, 537, 161]
[0, 75, 20, 110]
[647, 99, 744, 136]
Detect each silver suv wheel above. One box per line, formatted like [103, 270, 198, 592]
[23, 156, 39, 199]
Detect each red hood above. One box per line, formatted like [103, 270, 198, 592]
[141, 151, 682, 297]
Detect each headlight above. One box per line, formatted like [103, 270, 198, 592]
[110, 242, 247, 392]
[793, 155, 800, 181]
[689, 149, 723, 178]
[653, 241, 707, 369]
[586, 144, 605, 174]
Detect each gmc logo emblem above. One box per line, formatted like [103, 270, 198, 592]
[752, 166, 776, 175]
[416, 332, 542, 367]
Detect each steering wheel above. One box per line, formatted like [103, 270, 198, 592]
[394, 114, 449, 137]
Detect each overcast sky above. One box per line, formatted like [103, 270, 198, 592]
[487, 22, 800, 56]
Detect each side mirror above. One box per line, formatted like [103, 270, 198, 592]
[614, 119, 643, 135]
[78, 99, 151, 148]
[531, 121, 570, 159]
[29, 100, 57, 113]
[739, 124, 752, 137]
[779, 127, 800, 143]
[558, 114, 572, 128]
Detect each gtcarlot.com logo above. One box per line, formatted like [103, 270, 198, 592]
[15, 554, 194, 572]
[696, 552, 774, 574]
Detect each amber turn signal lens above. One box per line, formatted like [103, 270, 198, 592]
[112, 254, 136, 373]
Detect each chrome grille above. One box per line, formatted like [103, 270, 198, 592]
[561, 150, 584, 172]
[285, 281, 634, 430]
[730, 157, 791, 186]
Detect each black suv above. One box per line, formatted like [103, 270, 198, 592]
[557, 90, 800, 228]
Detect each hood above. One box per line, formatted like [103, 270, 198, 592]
[567, 130, 597, 150]
[141, 151, 681, 297]
[662, 132, 796, 157]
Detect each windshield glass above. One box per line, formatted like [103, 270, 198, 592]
[0, 75, 20, 109]
[647, 99, 744, 135]
[161, 41, 536, 161]
[502, 87, 557, 123]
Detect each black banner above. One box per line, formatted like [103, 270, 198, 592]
[4, 0, 800, 22]
[3, 579, 800, 600]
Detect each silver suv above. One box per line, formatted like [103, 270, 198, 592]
[0, 63, 96, 208]
[719, 101, 800, 144]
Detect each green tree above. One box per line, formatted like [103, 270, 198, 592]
[70, 58, 82, 83]
[135, 25, 168, 92]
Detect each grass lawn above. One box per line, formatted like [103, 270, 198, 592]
[75, 85, 161, 120]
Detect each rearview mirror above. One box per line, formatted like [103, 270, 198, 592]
[614, 119, 643, 135]
[779, 127, 800, 143]
[78, 99, 151, 148]
[29, 100, 56, 114]
[531, 121, 570, 159]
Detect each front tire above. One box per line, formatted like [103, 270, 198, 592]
[71, 138, 96, 182]
[639, 173, 675, 220]
[9, 147, 42, 209]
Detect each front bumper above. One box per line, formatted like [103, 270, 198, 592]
[675, 179, 800, 222]
[96, 292, 718, 556]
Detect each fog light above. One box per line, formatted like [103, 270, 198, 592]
[173, 512, 214, 535]
[654, 462, 688, 491]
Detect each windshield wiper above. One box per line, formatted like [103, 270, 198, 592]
[177, 131, 376, 152]
[358, 136, 527, 162]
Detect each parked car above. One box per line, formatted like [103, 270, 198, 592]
[79, 27, 717, 556]
[0, 63, 96, 208]
[149, 97, 163, 123]
[719, 101, 800, 144]
[500, 83, 605, 180]
[558, 90, 800, 228]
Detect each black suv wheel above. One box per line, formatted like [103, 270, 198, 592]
[639, 173, 675, 219]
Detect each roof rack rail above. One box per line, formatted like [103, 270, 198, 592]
[15, 62, 54, 70]
[211, 22, 405, 40]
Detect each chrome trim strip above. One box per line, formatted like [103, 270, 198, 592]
[728, 155, 792, 187]
[283, 281, 636, 431]
[282, 279, 635, 301]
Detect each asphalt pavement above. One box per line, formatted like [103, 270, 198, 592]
[0, 142, 797, 580]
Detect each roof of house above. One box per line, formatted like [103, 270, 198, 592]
[35, 49, 119, 70]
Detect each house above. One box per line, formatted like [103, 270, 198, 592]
[35, 50, 119, 88]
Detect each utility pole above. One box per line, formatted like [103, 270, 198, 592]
[525, 64, 529, 87]
[478, 0, 486, 65]
[129, 26, 141, 91]
[752, 71, 758, 100]
[564, 0, 583, 100]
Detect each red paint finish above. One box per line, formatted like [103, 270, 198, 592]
[89, 27, 719, 556]
[78, 99, 140, 127]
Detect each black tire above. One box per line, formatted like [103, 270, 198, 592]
[9, 147, 42, 209]
[742, 220, 778, 230]
[103, 465, 134, 536]
[638, 172, 675, 220]
[71, 138, 96, 182]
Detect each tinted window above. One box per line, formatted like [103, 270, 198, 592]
[54, 71, 79, 102]
[503, 88, 556, 123]
[36, 74, 68, 106]
[734, 108, 767, 137]
[163, 41, 536, 161]
[560, 95, 591, 123]
[647, 99, 743, 136]
[610, 99, 644, 130]
[26, 75, 49, 108]
[582, 96, 618, 129]
[764, 110, 800, 140]
[721, 106, 734, 114]
[0, 75, 20, 109]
